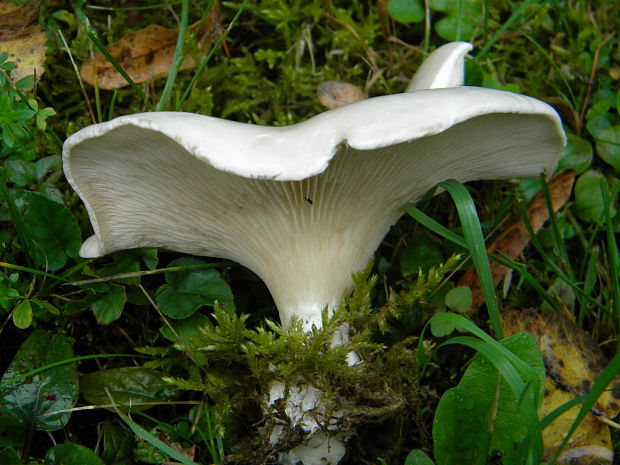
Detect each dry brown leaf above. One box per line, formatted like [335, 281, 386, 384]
[0, 0, 40, 41]
[80, 6, 221, 90]
[317, 80, 368, 109]
[501, 308, 620, 464]
[153, 429, 196, 462]
[0, 0, 46, 81]
[459, 169, 576, 314]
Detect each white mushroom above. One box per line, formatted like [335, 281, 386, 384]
[63, 42, 565, 464]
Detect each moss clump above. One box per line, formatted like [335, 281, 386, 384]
[139, 257, 459, 463]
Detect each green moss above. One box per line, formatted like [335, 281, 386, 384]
[140, 257, 460, 462]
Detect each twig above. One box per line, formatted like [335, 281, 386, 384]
[578, 32, 616, 129]
[56, 28, 97, 124]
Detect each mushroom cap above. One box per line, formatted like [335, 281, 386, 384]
[407, 41, 473, 91]
[63, 44, 565, 328]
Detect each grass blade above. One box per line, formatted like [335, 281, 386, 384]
[117, 412, 198, 465]
[74, 1, 152, 110]
[156, 0, 190, 111]
[476, 0, 538, 60]
[601, 180, 620, 328]
[176, 0, 250, 111]
[439, 180, 502, 338]
[405, 204, 564, 312]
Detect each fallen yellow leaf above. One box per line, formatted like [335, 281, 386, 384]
[501, 308, 620, 464]
[0, 0, 46, 82]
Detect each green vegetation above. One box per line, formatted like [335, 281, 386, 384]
[1, 0, 619, 464]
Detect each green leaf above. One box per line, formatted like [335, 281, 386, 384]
[2, 124, 16, 147]
[0, 447, 21, 465]
[91, 285, 126, 325]
[387, 0, 425, 23]
[5, 160, 36, 186]
[430, 312, 456, 337]
[35, 155, 61, 181]
[558, 133, 592, 174]
[438, 180, 502, 338]
[136, 248, 159, 270]
[97, 253, 141, 284]
[405, 449, 436, 465]
[445, 286, 472, 313]
[35, 107, 56, 131]
[0, 330, 78, 432]
[595, 125, 620, 170]
[101, 420, 134, 465]
[433, 332, 544, 465]
[160, 311, 212, 344]
[400, 233, 444, 276]
[574, 170, 617, 223]
[44, 443, 105, 465]
[464, 59, 483, 86]
[156, 257, 234, 319]
[12, 299, 32, 329]
[541, 277, 575, 312]
[430, 0, 482, 41]
[80, 367, 177, 412]
[119, 415, 198, 465]
[0, 283, 19, 310]
[15, 75, 34, 90]
[21, 191, 82, 270]
[31, 298, 61, 316]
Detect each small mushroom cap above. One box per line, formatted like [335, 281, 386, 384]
[407, 42, 473, 91]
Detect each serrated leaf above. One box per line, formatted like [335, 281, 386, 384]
[0, 330, 78, 432]
[45, 443, 105, 465]
[156, 257, 234, 319]
[80, 367, 177, 412]
[91, 285, 126, 325]
[433, 332, 544, 465]
[21, 191, 82, 270]
[12, 299, 32, 329]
